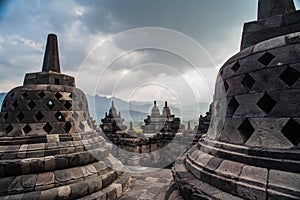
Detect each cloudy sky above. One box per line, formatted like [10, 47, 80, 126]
[0, 0, 299, 106]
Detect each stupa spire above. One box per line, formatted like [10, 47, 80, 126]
[258, 0, 296, 20]
[42, 34, 61, 73]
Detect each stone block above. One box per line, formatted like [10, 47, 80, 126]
[66, 167, 83, 180]
[86, 176, 102, 193]
[246, 118, 293, 149]
[236, 182, 266, 200]
[70, 181, 89, 199]
[30, 157, 45, 173]
[45, 156, 56, 171]
[40, 188, 58, 200]
[20, 158, 31, 174]
[271, 89, 300, 117]
[101, 185, 117, 200]
[55, 155, 69, 169]
[57, 185, 71, 200]
[0, 177, 14, 194]
[250, 66, 289, 93]
[268, 170, 300, 197]
[216, 160, 244, 180]
[8, 176, 23, 193]
[218, 118, 247, 145]
[54, 169, 68, 184]
[21, 174, 37, 190]
[253, 36, 286, 53]
[231, 93, 261, 117]
[268, 44, 300, 67]
[239, 165, 268, 187]
[36, 172, 55, 189]
[47, 134, 59, 142]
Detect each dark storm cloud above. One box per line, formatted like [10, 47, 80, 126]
[1, 0, 298, 102]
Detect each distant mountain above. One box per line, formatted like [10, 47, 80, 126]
[0, 92, 209, 123]
[86, 95, 210, 123]
[0, 93, 6, 109]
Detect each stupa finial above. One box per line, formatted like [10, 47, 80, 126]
[42, 34, 61, 73]
[258, 0, 296, 20]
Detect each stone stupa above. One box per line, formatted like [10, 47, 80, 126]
[172, 0, 300, 199]
[0, 34, 129, 199]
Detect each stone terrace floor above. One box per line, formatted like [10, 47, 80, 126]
[120, 168, 176, 200]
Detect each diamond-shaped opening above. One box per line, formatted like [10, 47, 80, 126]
[224, 80, 229, 92]
[35, 111, 44, 122]
[63, 122, 72, 133]
[231, 61, 240, 72]
[238, 119, 255, 143]
[3, 113, 8, 120]
[43, 123, 53, 133]
[258, 52, 275, 66]
[22, 92, 28, 98]
[228, 97, 239, 115]
[79, 122, 85, 131]
[220, 69, 224, 76]
[87, 120, 92, 128]
[23, 124, 32, 134]
[46, 100, 55, 110]
[55, 111, 65, 121]
[55, 92, 63, 100]
[38, 91, 46, 99]
[64, 101, 72, 110]
[279, 67, 300, 87]
[27, 100, 36, 110]
[257, 94, 277, 114]
[12, 100, 18, 109]
[83, 112, 87, 119]
[78, 102, 83, 110]
[17, 112, 25, 121]
[55, 78, 60, 85]
[242, 74, 255, 90]
[73, 112, 79, 120]
[5, 124, 13, 133]
[10, 93, 15, 98]
[281, 119, 300, 146]
[69, 93, 72, 99]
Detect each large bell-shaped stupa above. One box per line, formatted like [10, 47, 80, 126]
[0, 34, 129, 199]
[172, 0, 300, 199]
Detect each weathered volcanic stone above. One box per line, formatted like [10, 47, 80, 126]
[171, 0, 300, 199]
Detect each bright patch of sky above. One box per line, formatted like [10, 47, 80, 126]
[0, 0, 299, 105]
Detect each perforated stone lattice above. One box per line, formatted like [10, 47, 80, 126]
[63, 121, 72, 133]
[257, 93, 277, 114]
[64, 101, 72, 110]
[258, 52, 275, 66]
[224, 80, 229, 92]
[38, 91, 45, 99]
[22, 124, 32, 134]
[228, 97, 240, 115]
[241, 74, 255, 91]
[281, 119, 300, 146]
[35, 111, 44, 122]
[279, 66, 300, 87]
[238, 118, 255, 143]
[27, 100, 36, 110]
[46, 100, 55, 110]
[17, 112, 25, 121]
[43, 122, 53, 134]
[231, 61, 241, 72]
[55, 92, 63, 100]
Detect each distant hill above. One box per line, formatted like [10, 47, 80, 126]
[0, 92, 209, 123]
[0, 93, 6, 109]
[87, 95, 209, 123]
